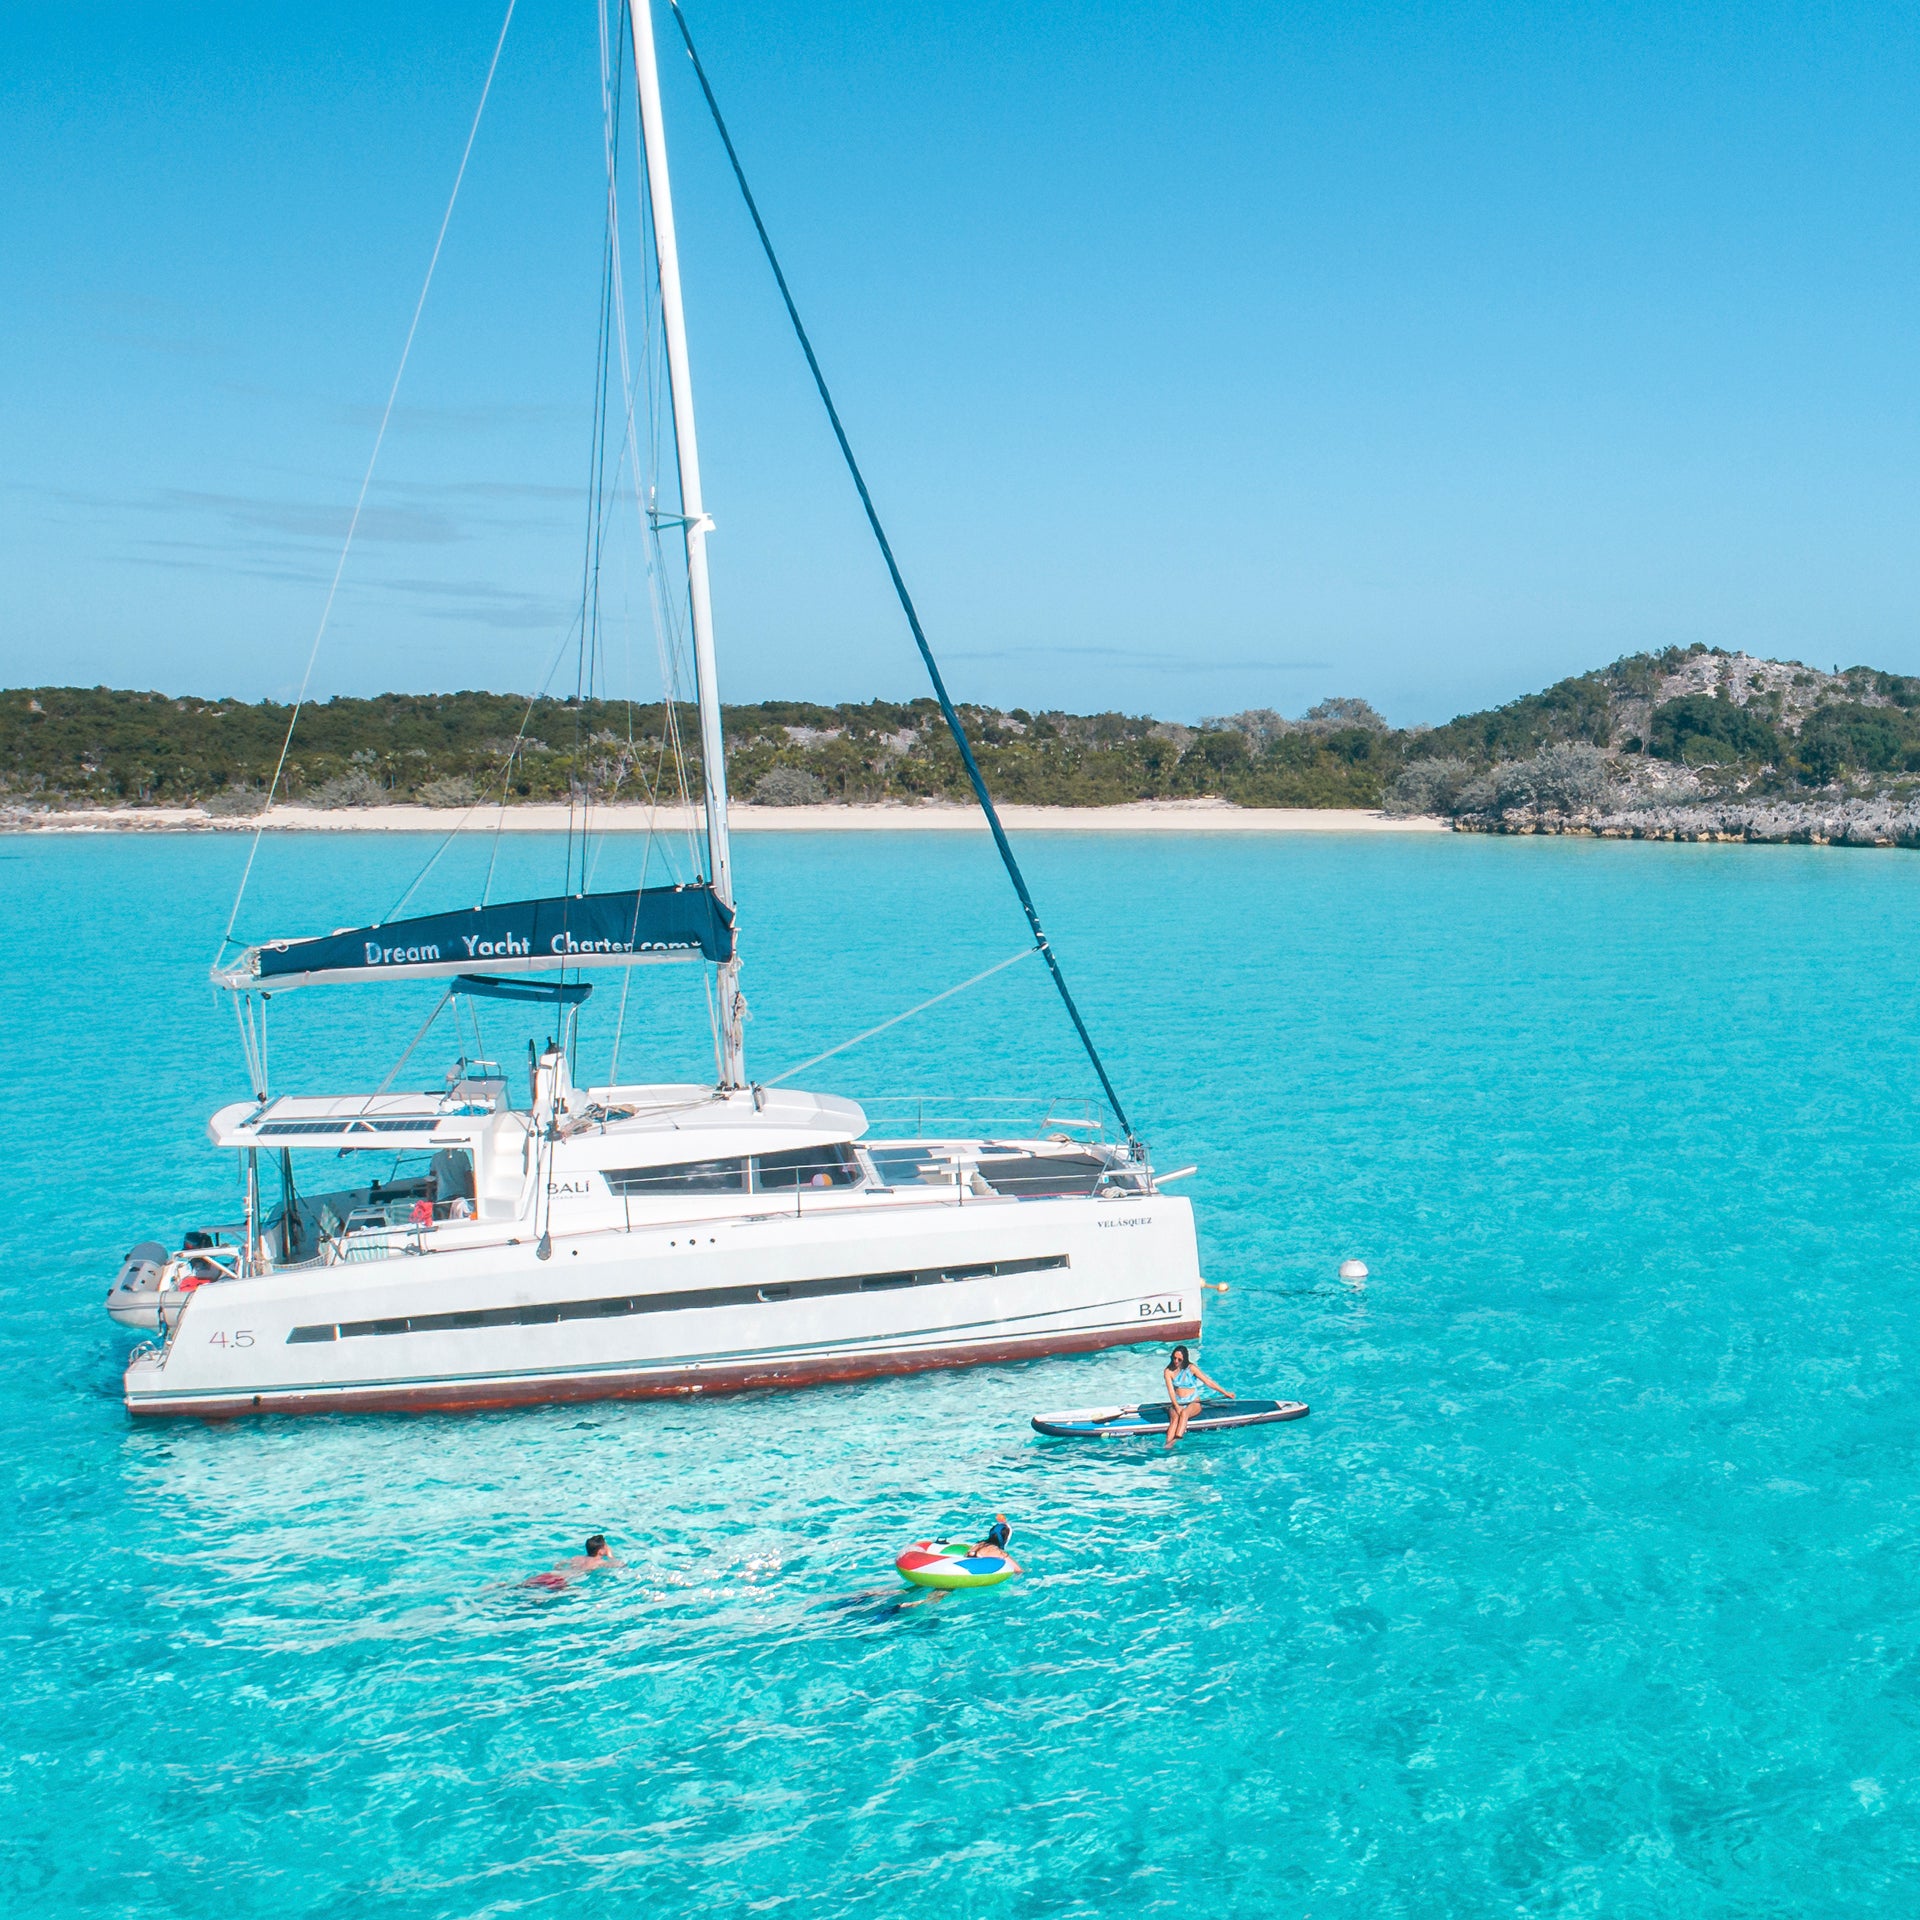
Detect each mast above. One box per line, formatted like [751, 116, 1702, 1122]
[630, 0, 744, 1086]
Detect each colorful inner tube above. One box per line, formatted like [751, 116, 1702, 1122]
[894, 1540, 1022, 1590]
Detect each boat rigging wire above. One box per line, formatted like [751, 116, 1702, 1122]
[386, 608, 582, 925]
[233, 992, 266, 1101]
[663, 0, 1138, 1144]
[763, 946, 1040, 1089]
[369, 988, 458, 1100]
[216, 0, 519, 965]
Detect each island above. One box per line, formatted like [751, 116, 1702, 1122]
[6, 646, 1920, 846]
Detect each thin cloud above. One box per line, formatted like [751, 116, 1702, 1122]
[117, 548, 337, 588]
[336, 400, 579, 435]
[949, 644, 1332, 674]
[377, 574, 571, 631]
[96, 542, 569, 632]
[27, 483, 465, 548]
[155, 489, 459, 545]
[89, 328, 234, 360]
[390, 478, 582, 505]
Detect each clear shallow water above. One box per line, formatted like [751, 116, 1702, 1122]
[4, 828, 1920, 1916]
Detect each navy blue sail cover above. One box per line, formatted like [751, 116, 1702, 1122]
[238, 884, 733, 989]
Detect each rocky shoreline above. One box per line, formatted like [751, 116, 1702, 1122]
[10, 792, 1920, 846]
[1457, 795, 1920, 848]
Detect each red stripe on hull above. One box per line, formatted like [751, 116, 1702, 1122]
[126, 1317, 1204, 1420]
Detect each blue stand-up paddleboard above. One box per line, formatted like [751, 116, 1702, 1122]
[1031, 1398, 1308, 1439]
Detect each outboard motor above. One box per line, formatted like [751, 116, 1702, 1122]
[106, 1242, 171, 1330]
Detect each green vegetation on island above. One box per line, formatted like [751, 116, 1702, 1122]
[5, 647, 1920, 826]
[0, 687, 1397, 811]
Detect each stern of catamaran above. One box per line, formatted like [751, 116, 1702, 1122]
[104, 1053, 520, 1332]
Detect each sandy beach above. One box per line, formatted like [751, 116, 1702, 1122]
[4, 799, 1447, 836]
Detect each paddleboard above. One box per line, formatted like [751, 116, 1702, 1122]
[1030, 1398, 1308, 1439]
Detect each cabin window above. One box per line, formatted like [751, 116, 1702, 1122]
[864, 1147, 947, 1188]
[752, 1143, 861, 1191]
[604, 1157, 749, 1196]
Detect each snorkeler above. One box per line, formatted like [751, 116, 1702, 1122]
[896, 1514, 1016, 1608]
[971, 1515, 1014, 1562]
[1163, 1346, 1233, 1449]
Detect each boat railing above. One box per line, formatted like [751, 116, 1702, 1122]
[165, 1240, 244, 1286]
[310, 1194, 487, 1265]
[243, 1148, 1151, 1278]
[854, 1095, 1108, 1142]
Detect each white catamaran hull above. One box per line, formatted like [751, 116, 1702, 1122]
[122, 1193, 1200, 1417]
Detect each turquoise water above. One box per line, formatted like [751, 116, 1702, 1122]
[5, 828, 1920, 1915]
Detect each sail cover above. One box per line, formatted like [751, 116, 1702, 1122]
[216, 884, 734, 991]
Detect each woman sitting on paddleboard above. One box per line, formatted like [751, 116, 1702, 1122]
[1164, 1347, 1233, 1449]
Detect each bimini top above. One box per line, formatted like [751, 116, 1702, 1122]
[213, 884, 735, 992]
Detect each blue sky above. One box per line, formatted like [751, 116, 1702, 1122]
[3, 0, 1917, 725]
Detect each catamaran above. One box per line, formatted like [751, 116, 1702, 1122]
[105, 0, 1202, 1417]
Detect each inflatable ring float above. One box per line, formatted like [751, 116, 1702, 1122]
[894, 1540, 1021, 1590]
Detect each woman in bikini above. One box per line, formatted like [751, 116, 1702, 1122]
[1163, 1346, 1233, 1449]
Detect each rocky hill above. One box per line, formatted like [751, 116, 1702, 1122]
[1386, 648, 1920, 845]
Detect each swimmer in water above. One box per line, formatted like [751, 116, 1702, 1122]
[1163, 1345, 1233, 1449]
[970, 1515, 1014, 1562]
[896, 1515, 1015, 1608]
[523, 1533, 622, 1590]
[555, 1533, 621, 1576]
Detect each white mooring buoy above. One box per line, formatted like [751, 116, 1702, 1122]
[1339, 1259, 1369, 1281]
